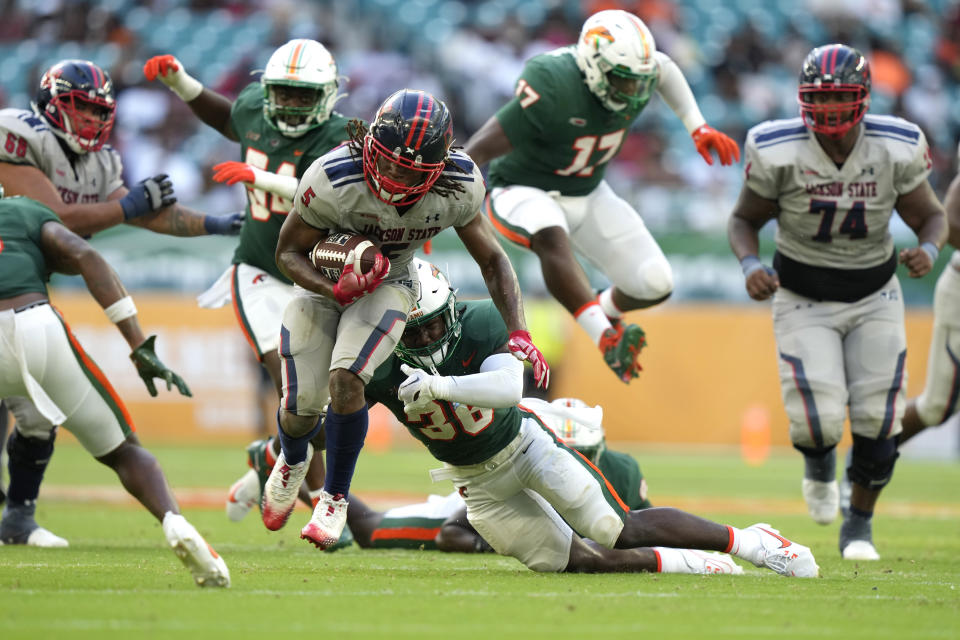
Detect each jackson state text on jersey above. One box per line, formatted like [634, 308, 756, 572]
[744, 114, 931, 270]
[293, 145, 484, 279]
[0, 108, 124, 205]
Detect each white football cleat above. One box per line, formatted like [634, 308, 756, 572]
[737, 523, 820, 578]
[802, 478, 839, 525]
[656, 548, 744, 575]
[226, 469, 261, 522]
[261, 445, 312, 532]
[842, 539, 880, 561]
[0, 526, 69, 547]
[300, 489, 349, 550]
[162, 513, 230, 588]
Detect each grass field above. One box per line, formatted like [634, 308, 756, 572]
[1, 441, 958, 639]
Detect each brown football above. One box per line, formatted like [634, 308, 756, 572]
[309, 232, 380, 281]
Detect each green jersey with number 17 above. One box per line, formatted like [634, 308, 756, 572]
[229, 81, 353, 283]
[364, 300, 522, 466]
[488, 46, 652, 197]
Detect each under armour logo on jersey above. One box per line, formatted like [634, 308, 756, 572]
[425, 213, 439, 223]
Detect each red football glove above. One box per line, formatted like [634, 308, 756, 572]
[507, 330, 550, 389]
[332, 250, 391, 306]
[212, 161, 256, 186]
[143, 55, 179, 82]
[691, 124, 741, 166]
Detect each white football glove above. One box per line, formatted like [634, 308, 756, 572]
[398, 363, 447, 411]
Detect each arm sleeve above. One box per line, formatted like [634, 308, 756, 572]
[432, 353, 523, 408]
[654, 52, 706, 134]
[250, 167, 299, 200]
[895, 128, 933, 195]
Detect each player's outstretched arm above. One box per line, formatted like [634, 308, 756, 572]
[113, 182, 240, 237]
[727, 184, 779, 301]
[0, 162, 128, 237]
[39, 221, 191, 397]
[455, 213, 549, 387]
[896, 180, 948, 278]
[144, 55, 237, 141]
[656, 53, 740, 166]
[212, 161, 299, 200]
[462, 116, 513, 167]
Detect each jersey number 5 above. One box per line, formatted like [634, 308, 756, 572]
[809, 199, 867, 242]
[406, 401, 494, 441]
[244, 148, 295, 220]
[555, 130, 626, 177]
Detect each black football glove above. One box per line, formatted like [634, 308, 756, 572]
[130, 335, 192, 397]
[120, 174, 176, 220]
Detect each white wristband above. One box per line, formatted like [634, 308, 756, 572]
[104, 296, 137, 323]
[161, 60, 203, 102]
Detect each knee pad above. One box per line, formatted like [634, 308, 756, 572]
[635, 258, 674, 301]
[7, 428, 56, 469]
[848, 434, 899, 490]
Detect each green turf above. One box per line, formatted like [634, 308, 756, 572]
[1, 443, 958, 639]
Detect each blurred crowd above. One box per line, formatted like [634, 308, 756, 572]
[1, 0, 959, 234]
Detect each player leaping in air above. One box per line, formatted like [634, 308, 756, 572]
[464, 9, 740, 383]
[265, 89, 549, 550]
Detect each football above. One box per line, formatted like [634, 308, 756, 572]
[309, 232, 380, 281]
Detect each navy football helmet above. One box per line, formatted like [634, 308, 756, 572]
[35, 59, 116, 153]
[798, 44, 870, 138]
[362, 89, 454, 206]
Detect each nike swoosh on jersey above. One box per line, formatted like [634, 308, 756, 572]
[461, 350, 477, 367]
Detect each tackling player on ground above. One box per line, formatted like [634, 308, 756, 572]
[727, 44, 947, 560]
[464, 9, 740, 383]
[354, 259, 817, 576]
[145, 39, 355, 512]
[265, 89, 549, 550]
[0, 59, 242, 546]
[0, 190, 229, 588]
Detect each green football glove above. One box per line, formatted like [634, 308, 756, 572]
[130, 335, 192, 397]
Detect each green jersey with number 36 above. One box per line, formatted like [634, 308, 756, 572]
[488, 46, 652, 197]
[365, 300, 522, 466]
[229, 82, 353, 282]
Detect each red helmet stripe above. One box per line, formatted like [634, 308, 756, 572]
[87, 62, 101, 88]
[404, 91, 426, 148]
[828, 46, 839, 75]
[411, 94, 435, 150]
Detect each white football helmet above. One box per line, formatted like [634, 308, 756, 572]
[395, 258, 461, 371]
[523, 397, 607, 464]
[261, 39, 342, 138]
[574, 10, 659, 112]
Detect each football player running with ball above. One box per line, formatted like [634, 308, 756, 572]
[0, 191, 229, 588]
[267, 89, 549, 549]
[727, 44, 947, 560]
[145, 39, 356, 515]
[355, 259, 816, 576]
[464, 9, 740, 383]
[0, 59, 242, 546]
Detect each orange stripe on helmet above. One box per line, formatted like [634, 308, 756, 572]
[287, 40, 305, 74]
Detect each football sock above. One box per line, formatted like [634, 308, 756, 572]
[597, 288, 623, 320]
[653, 547, 686, 573]
[575, 301, 612, 345]
[5, 428, 54, 506]
[277, 413, 321, 466]
[839, 507, 874, 551]
[323, 405, 369, 497]
[801, 446, 837, 482]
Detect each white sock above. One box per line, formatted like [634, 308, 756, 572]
[575, 301, 612, 345]
[597, 287, 623, 319]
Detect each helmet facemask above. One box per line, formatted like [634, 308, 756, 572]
[36, 63, 116, 154]
[798, 84, 869, 139]
[602, 66, 657, 111]
[263, 80, 337, 138]
[362, 134, 446, 205]
[396, 260, 461, 373]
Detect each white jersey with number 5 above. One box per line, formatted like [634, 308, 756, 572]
[744, 114, 931, 269]
[0, 108, 124, 203]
